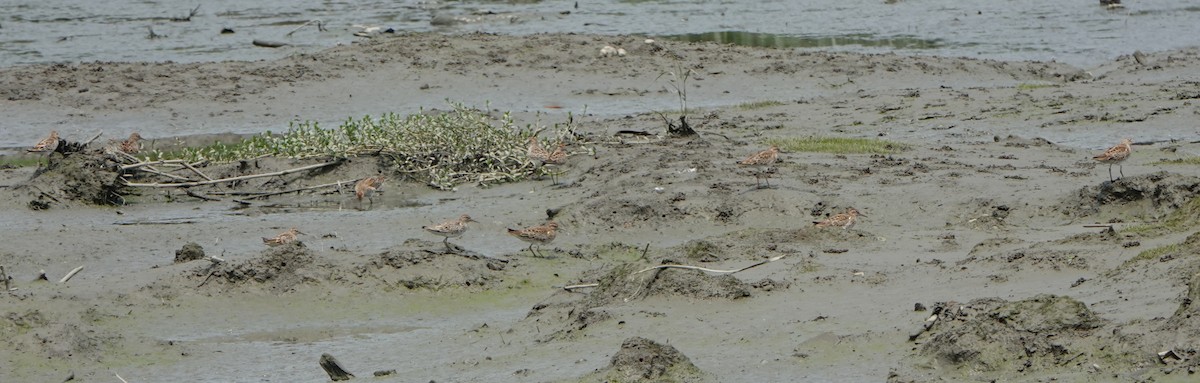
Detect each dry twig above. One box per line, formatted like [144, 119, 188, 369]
[633, 254, 788, 275]
[123, 161, 341, 188]
[59, 265, 84, 283]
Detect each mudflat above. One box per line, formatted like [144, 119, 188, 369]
[2, 33, 1200, 382]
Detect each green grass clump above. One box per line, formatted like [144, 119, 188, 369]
[766, 136, 910, 154]
[1153, 157, 1200, 165]
[143, 102, 557, 189]
[0, 156, 46, 168]
[1017, 83, 1057, 90]
[1121, 196, 1200, 236]
[736, 100, 785, 110]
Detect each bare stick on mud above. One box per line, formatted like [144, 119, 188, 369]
[123, 160, 342, 188]
[184, 189, 221, 201]
[207, 179, 361, 200]
[82, 131, 103, 147]
[171, 5, 201, 22]
[633, 254, 788, 275]
[1, 265, 11, 292]
[319, 353, 355, 381]
[115, 372, 129, 383]
[563, 283, 599, 291]
[285, 19, 326, 36]
[59, 265, 84, 283]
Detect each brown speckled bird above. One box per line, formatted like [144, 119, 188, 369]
[120, 132, 143, 154]
[507, 221, 559, 257]
[28, 130, 60, 153]
[814, 208, 865, 230]
[1093, 138, 1132, 181]
[423, 214, 477, 250]
[738, 145, 780, 187]
[354, 176, 387, 202]
[262, 228, 303, 247]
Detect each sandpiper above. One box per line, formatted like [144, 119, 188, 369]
[507, 221, 559, 257]
[120, 132, 143, 154]
[738, 145, 780, 187]
[527, 136, 551, 161]
[263, 227, 303, 247]
[355, 176, 387, 202]
[814, 208, 865, 230]
[528, 137, 569, 184]
[28, 130, 60, 153]
[423, 214, 476, 250]
[1093, 138, 1132, 181]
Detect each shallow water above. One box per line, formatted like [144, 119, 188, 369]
[2, 0, 1197, 69]
[2, 1, 1198, 150]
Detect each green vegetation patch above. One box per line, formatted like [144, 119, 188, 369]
[1017, 83, 1058, 90]
[766, 136, 910, 154]
[736, 100, 785, 110]
[1154, 157, 1200, 165]
[1122, 196, 1200, 237]
[1116, 231, 1200, 270]
[143, 102, 558, 189]
[0, 156, 46, 168]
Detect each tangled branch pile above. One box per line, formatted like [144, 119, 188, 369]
[147, 103, 554, 189]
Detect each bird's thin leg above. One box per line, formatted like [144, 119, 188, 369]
[1108, 164, 1114, 182]
[1119, 164, 1124, 179]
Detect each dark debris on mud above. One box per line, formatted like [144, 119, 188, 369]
[1059, 172, 1200, 220]
[179, 238, 511, 294]
[576, 337, 714, 383]
[893, 294, 1147, 382]
[527, 244, 760, 341]
[13, 148, 125, 209]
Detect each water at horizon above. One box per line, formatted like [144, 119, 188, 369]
[1, 0, 1199, 150]
[1, 0, 1198, 69]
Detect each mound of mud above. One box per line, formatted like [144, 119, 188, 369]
[894, 295, 1150, 382]
[174, 242, 205, 263]
[357, 239, 509, 290]
[12, 149, 124, 209]
[192, 242, 320, 293]
[530, 258, 752, 341]
[958, 241, 1091, 271]
[2, 309, 115, 360]
[1059, 172, 1200, 220]
[1164, 270, 1200, 339]
[577, 337, 713, 383]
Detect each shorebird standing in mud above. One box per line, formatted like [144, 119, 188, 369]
[814, 207, 865, 230]
[507, 221, 559, 257]
[120, 132, 144, 154]
[423, 214, 477, 251]
[527, 137, 570, 184]
[738, 145, 780, 188]
[263, 228, 303, 247]
[354, 176, 387, 206]
[1093, 138, 1132, 182]
[28, 130, 60, 153]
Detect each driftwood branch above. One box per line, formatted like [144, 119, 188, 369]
[633, 254, 789, 275]
[207, 179, 360, 200]
[562, 283, 599, 291]
[115, 217, 198, 225]
[82, 131, 104, 146]
[285, 19, 326, 36]
[59, 265, 84, 283]
[123, 160, 341, 188]
[319, 353, 354, 381]
[180, 161, 213, 181]
[184, 189, 221, 201]
[123, 159, 213, 181]
[1, 265, 11, 292]
[115, 372, 129, 383]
